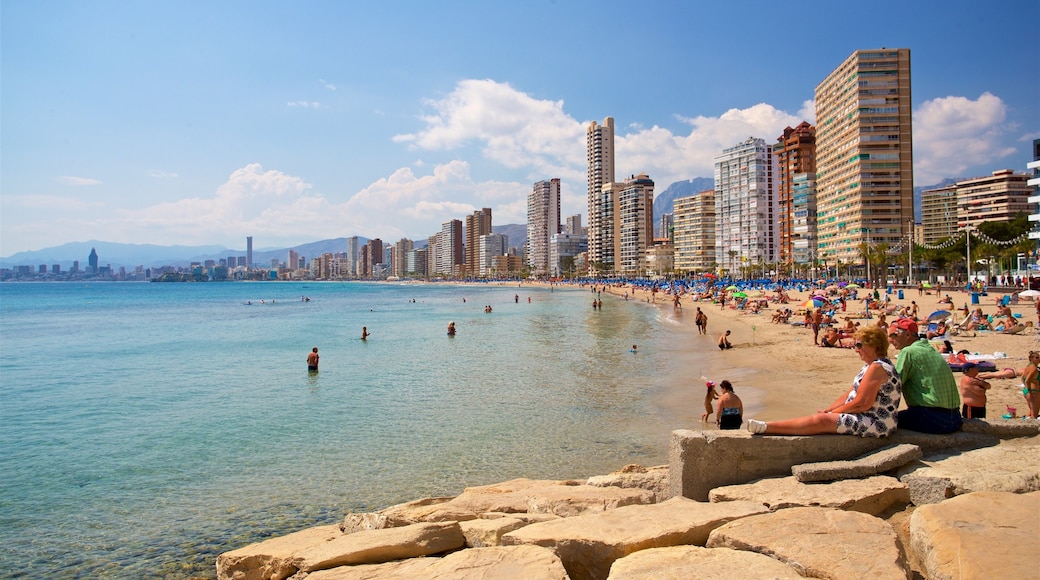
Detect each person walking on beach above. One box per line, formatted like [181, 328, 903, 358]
[886, 318, 962, 433]
[716, 381, 743, 430]
[811, 309, 823, 345]
[957, 362, 990, 419]
[695, 308, 707, 335]
[701, 379, 719, 422]
[306, 347, 319, 372]
[718, 330, 733, 350]
[1023, 351, 1040, 419]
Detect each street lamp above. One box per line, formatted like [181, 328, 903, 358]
[963, 225, 977, 283]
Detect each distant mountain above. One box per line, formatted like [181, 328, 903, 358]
[0, 240, 232, 270]
[652, 177, 715, 231]
[913, 177, 961, 223]
[493, 224, 527, 251]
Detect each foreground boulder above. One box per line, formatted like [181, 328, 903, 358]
[708, 474, 910, 516]
[586, 464, 669, 502]
[791, 443, 922, 482]
[910, 491, 1040, 580]
[502, 496, 769, 580]
[375, 478, 655, 524]
[606, 545, 804, 579]
[305, 545, 569, 580]
[706, 506, 909, 579]
[215, 522, 464, 580]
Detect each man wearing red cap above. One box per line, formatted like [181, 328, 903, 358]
[887, 317, 962, 433]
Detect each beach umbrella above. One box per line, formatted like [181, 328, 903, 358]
[845, 283, 861, 289]
[801, 297, 826, 308]
[825, 285, 839, 291]
[732, 292, 748, 299]
[746, 290, 763, 297]
[922, 282, 933, 288]
[1019, 289, 1040, 298]
[726, 285, 739, 291]
[927, 310, 952, 322]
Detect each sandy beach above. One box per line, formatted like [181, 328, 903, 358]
[591, 282, 1038, 425]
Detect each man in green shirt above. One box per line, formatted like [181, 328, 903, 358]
[888, 318, 962, 433]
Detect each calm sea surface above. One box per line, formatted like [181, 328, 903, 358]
[0, 281, 710, 578]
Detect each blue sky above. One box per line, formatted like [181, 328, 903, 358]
[2, 0, 1037, 255]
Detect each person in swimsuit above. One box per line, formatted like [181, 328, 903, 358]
[1023, 351, 1040, 419]
[306, 347, 319, 372]
[747, 326, 902, 437]
[701, 380, 718, 422]
[361, 327, 370, 340]
[958, 362, 990, 419]
[718, 330, 733, 350]
[716, 380, 744, 430]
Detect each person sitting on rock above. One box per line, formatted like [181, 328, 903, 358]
[747, 326, 901, 437]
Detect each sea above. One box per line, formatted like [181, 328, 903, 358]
[0, 281, 729, 578]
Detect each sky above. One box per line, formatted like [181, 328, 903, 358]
[2, 0, 1038, 255]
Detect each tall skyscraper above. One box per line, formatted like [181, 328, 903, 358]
[673, 190, 716, 274]
[88, 247, 98, 272]
[479, 233, 508, 276]
[774, 122, 816, 265]
[714, 137, 777, 276]
[565, 214, 582, 236]
[527, 179, 561, 276]
[346, 236, 360, 277]
[615, 173, 655, 275]
[437, 220, 464, 276]
[246, 236, 253, 269]
[1028, 139, 1040, 245]
[815, 48, 913, 267]
[586, 117, 615, 273]
[465, 208, 492, 277]
[920, 183, 958, 244]
[392, 238, 414, 278]
[791, 173, 819, 267]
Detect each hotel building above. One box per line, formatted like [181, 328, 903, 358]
[713, 137, 777, 275]
[527, 179, 561, 276]
[790, 173, 819, 266]
[815, 48, 913, 267]
[920, 183, 959, 244]
[615, 173, 655, 276]
[586, 118, 615, 273]
[955, 169, 1033, 230]
[1029, 139, 1040, 244]
[774, 122, 816, 265]
[672, 190, 716, 274]
[465, 208, 492, 277]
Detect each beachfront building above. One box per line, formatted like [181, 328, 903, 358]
[920, 183, 958, 244]
[346, 236, 360, 277]
[465, 208, 492, 277]
[815, 48, 913, 270]
[713, 138, 777, 277]
[246, 237, 252, 270]
[791, 173, 818, 267]
[1030, 139, 1040, 245]
[955, 170, 1033, 230]
[406, 247, 427, 278]
[527, 179, 561, 276]
[392, 238, 414, 278]
[774, 122, 816, 266]
[586, 117, 616, 275]
[436, 220, 464, 277]
[549, 233, 588, 278]
[645, 239, 674, 277]
[615, 173, 655, 276]
[659, 213, 673, 241]
[479, 233, 508, 277]
[565, 214, 583, 236]
[672, 189, 716, 275]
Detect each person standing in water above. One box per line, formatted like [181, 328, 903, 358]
[716, 381, 744, 430]
[361, 327, 370, 340]
[447, 321, 456, 336]
[701, 379, 719, 422]
[306, 347, 319, 372]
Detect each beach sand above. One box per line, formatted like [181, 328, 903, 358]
[596, 283, 1038, 424]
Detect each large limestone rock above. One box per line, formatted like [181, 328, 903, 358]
[586, 464, 669, 502]
[896, 435, 1040, 504]
[706, 506, 909, 579]
[606, 545, 804, 579]
[459, 516, 528, 547]
[291, 521, 464, 573]
[305, 545, 569, 580]
[792, 443, 922, 482]
[910, 491, 1040, 580]
[378, 478, 654, 523]
[708, 474, 910, 516]
[216, 525, 341, 580]
[502, 496, 769, 580]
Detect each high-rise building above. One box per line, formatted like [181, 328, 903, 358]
[346, 236, 360, 277]
[527, 179, 561, 276]
[815, 48, 913, 267]
[565, 214, 582, 236]
[246, 237, 253, 269]
[586, 117, 615, 274]
[465, 208, 492, 277]
[1028, 139, 1040, 245]
[673, 190, 716, 274]
[955, 170, 1033, 230]
[615, 173, 655, 276]
[88, 247, 98, 272]
[714, 138, 777, 276]
[659, 213, 673, 241]
[479, 233, 508, 276]
[774, 122, 816, 265]
[393, 238, 414, 278]
[437, 220, 464, 276]
[791, 173, 819, 267]
[365, 239, 384, 278]
[287, 250, 299, 271]
[549, 233, 588, 277]
[920, 183, 959, 244]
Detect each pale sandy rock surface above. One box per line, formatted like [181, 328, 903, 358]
[706, 506, 909, 580]
[217, 524, 341, 580]
[304, 545, 569, 580]
[292, 522, 464, 573]
[792, 443, 922, 482]
[910, 491, 1040, 580]
[606, 545, 805, 580]
[459, 516, 527, 547]
[896, 434, 1040, 499]
[585, 464, 670, 502]
[502, 496, 769, 580]
[377, 478, 654, 523]
[708, 474, 910, 515]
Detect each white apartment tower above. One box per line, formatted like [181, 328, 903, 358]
[714, 137, 777, 276]
[437, 220, 464, 276]
[586, 117, 615, 274]
[673, 190, 716, 274]
[615, 173, 655, 276]
[527, 178, 561, 276]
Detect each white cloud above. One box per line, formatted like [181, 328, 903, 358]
[913, 92, 1017, 184]
[1020, 131, 1040, 142]
[319, 78, 336, 91]
[56, 176, 101, 186]
[287, 101, 321, 108]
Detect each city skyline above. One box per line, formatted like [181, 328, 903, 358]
[2, 1, 1037, 256]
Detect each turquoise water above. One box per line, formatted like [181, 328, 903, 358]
[0, 282, 704, 578]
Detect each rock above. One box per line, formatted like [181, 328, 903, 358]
[606, 545, 804, 579]
[910, 491, 1040, 580]
[305, 545, 569, 580]
[459, 517, 527, 547]
[792, 443, 922, 482]
[960, 417, 1040, 437]
[586, 465, 669, 502]
[379, 478, 654, 523]
[481, 511, 560, 524]
[708, 475, 910, 516]
[896, 435, 1040, 504]
[502, 496, 769, 580]
[706, 507, 909, 579]
[341, 512, 392, 534]
[216, 524, 342, 580]
[289, 521, 464, 573]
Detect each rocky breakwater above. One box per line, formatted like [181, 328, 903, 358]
[216, 423, 1039, 580]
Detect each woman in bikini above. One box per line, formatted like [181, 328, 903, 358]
[715, 380, 743, 430]
[1022, 351, 1040, 419]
